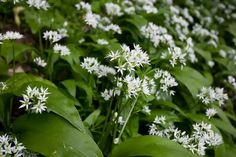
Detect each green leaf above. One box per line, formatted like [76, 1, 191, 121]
[111, 136, 198, 157]
[13, 113, 103, 157]
[172, 67, 211, 96]
[61, 79, 77, 97]
[4, 73, 86, 133]
[84, 109, 101, 127]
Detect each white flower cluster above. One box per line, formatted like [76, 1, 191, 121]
[107, 44, 150, 74]
[206, 108, 217, 119]
[217, 3, 236, 20]
[0, 134, 25, 157]
[192, 24, 218, 47]
[26, 0, 50, 10]
[142, 105, 151, 115]
[135, 0, 158, 14]
[0, 0, 21, 4]
[140, 22, 174, 47]
[33, 57, 47, 67]
[81, 57, 116, 78]
[186, 38, 198, 63]
[105, 2, 123, 17]
[43, 30, 70, 56]
[0, 82, 8, 91]
[164, 46, 186, 67]
[227, 76, 236, 89]
[97, 39, 108, 45]
[43, 30, 63, 43]
[19, 86, 49, 114]
[197, 87, 228, 106]
[76, 1, 122, 34]
[53, 43, 70, 56]
[167, 5, 191, 41]
[1, 31, 23, 40]
[149, 117, 223, 156]
[154, 69, 178, 96]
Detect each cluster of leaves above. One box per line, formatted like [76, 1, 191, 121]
[0, 0, 236, 157]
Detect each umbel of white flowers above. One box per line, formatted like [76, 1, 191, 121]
[19, 86, 50, 114]
[149, 116, 223, 156]
[0, 134, 25, 157]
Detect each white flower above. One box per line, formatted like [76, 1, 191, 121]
[118, 116, 125, 125]
[81, 57, 116, 77]
[207, 60, 215, 67]
[43, 30, 62, 43]
[105, 2, 123, 16]
[124, 75, 142, 97]
[97, 39, 108, 45]
[0, 82, 8, 91]
[206, 108, 217, 119]
[0, 134, 26, 156]
[53, 44, 70, 56]
[141, 22, 174, 47]
[33, 57, 47, 67]
[168, 46, 187, 67]
[3, 31, 23, 40]
[75, 1, 91, 12]
[142, 105, 151, 115]
[154, 69, 178, 95]
[84, 12, 101, 28]
[154, 115, 166, 124]
[227, 76, 236, 89]
[26, 0, 50, 10]
[113, 138, 119, 144]
[101, 89, 113, 101]
[19, 86, 49, 114]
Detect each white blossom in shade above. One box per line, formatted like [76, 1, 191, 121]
[75, 1, 91, 12]
[43, 30, 62, 43]
[149, 117, 223, 156]
[103, 24, 122, 34]
[142, 105, 151, 115]
[121, 1, 135, 15]
[26, 0, 50, 10]
[206, 108, 217, 119]
[142, 4, 158, 14]
[154, 69, 178, 95]
[118, 116, 125, 125]
[219, 50, 227, 58]
[186, 38, 198, 63]
[228, 76, 236, 89]
[140, 22, 174, 47]
[3, 31, 23, 40]
[97, 39, 108, 45]
[154, 115, 166, 124]
[57, 28, 68, 38]
[81, 57, 116, 77]
[101, 89, 113, 101]
[105, 2, 123, 16]
[207, 60, 215, 67]
[197, 87, 228, 106]
[81, 57, 99, 74]
[84, 12, 101, 28]
[0, 82, 8, 91]
[107, 44, 149, 74]
[33, 57, 47, 67]
[19, 86, 49, 114]
[124, 75, 142, 98]
[113, 138, 119, 144]
[0, 134, 26, 157]
[167, 46, 187, 67]
[53, 44, 71, 56]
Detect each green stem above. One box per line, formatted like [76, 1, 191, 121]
[102, 97, 113, 133]
[39, 29, 43, 53]
[12, 43, 15, 75]
[117, 96, 138, 140]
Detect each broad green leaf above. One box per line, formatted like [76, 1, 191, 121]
[84, 109, 101, 127]
[111, 136, 198, 157]
[194, 45, 212, 61]
[1, 42, 32, 63]
[61, 79, 76, 97]
[4, 73, 86, 133]
[224, 144, 236, 157]
[172, 67, 211, 96]
[13, 113, 103, 157]
[125, 15, 148, 29]
[228, 23, 236, 37]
